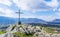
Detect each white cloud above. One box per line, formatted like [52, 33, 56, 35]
[0, 7, 18, 18]
[58, 8, 60, 11]
[0, 8, 4, 12]
[0, 0, 12, 6]
[55, 12, 60, 19]
[13, 0, 27, 10]
[0, 0, 18, 18]
[13, 0, 55, 11]
[44, 0, 59, 8]
[13, 0, 59, 11]
[20, 15, 35, 18]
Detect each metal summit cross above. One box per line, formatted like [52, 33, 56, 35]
[17, 10, 21, 25]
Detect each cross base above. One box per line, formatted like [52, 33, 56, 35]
[18, 21, 21, 25]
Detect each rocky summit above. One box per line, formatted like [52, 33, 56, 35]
[0, 24, 60, 37]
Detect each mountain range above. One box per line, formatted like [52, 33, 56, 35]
[0, 16, 60, 25]
[48, 19, 60, 25]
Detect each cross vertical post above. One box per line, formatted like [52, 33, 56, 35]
[18, 10, 21, 25]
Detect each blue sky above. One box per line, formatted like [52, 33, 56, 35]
[0, 0, 60, 21]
